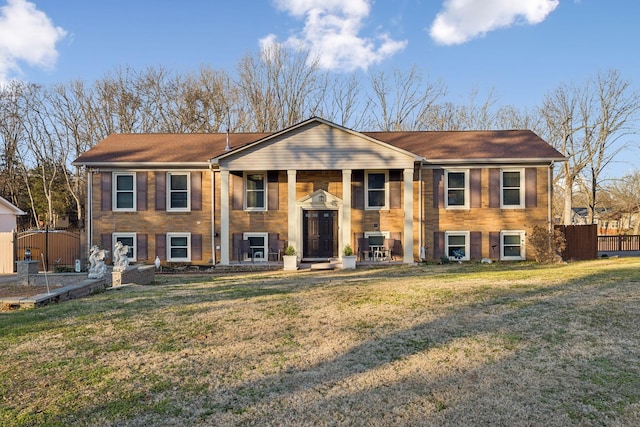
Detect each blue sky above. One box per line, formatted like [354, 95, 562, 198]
[1, 0, 639, 175]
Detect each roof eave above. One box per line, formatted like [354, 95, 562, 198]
[73, 161, 212, 168]
[421, 157, 566, 166]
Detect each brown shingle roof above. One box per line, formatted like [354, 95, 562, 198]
[74, 127, 564, 166]
[363, 130, 564, 162]
[73, 133, 270, 165]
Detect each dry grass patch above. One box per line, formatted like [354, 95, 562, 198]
[1, 259, 640, 426]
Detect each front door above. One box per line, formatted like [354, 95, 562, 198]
[303, 210, 337, 258]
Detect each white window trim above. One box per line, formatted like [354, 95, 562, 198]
[364, 231, 391, 241]
[113, 172, 136, 212]
[167, 172, 191, 212]
[445, 231, 470, 261]
[365, 170, 389, 210]
[244, 172, 267, 211]
[167, 232, 191, 262]
[243, 232, 268, 262]
[445, 169, 469, 209]
[500, 230, 526, 261]
[112, 232, 137, 262]
[500, 168, 525, 209]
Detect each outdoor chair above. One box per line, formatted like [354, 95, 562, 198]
[357, 237, 370, 261]
[383, 238, 395, 261]
[238, 239, 252, 263]
[269, 239, 286, 262]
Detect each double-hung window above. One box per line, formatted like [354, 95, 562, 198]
[445, 231, 470, 261]
[501, 169, 524, 208]
[245, 172, 266, 211]
[112, 232, 136, 262]
[167, 172, 190, 211]
[366, 171, 388, 209]
[113, 173, 136, 211]
[445, 170, 468, 208]
[167, 232, 190, 262]
[501, 230, 525, 260]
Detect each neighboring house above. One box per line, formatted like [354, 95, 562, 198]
[0, 195, 26, 273]
[73, 117, 565, 266]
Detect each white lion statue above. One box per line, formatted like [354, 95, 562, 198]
[88, 245, 108, 279]
[112, 241, 130, 271]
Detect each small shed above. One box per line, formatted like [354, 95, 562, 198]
[0, 196, 26, 273]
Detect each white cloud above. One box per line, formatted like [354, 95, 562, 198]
[430, 0, 559, 46]
[263, 0, 407, 72]
[0, 0, 67, 82]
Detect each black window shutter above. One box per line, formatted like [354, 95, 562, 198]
[136, 172, 147, 211]
[191, 171, 202, 211]
[433, 169, 444, 209]
[489, 232, 500, 259]
[101, 234, 112, 257]
[101, 173, 112, 211]
[470, 169, 482, 208]
[489, 169, 501, 208]
[137, 234, 148, 261]
[231, 172, 243, 210]
[156, 234, 166, 260]
[352, 170, 364, 209]
[525, 168, 537, 208]
[470, 231, 482, 260]
[155, 172, 166, 211]
[433, 231, 444, 259]
[232, 233, 242, 261]
[191, 234, 202, 260]
[389, 170, 402, 209]
[268, 171, 279, 211]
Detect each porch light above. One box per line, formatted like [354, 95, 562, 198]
[24, 248, 31, 261]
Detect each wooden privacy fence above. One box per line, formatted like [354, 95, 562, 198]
[597, 235, 640, 252]
[15, 229, 81, 272]
[555, 224, 598, 261]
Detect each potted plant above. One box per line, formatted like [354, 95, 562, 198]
[342, 244, 356, 269]
[283, 245, 298, 271]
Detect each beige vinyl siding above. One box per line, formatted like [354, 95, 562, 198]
[220, 122, 416, 171]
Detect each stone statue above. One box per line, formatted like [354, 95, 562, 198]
[88, 245, 108, 279]
[112, 241, 130, 271]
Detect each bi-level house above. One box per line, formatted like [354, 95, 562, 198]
[73, 117, 564, 266]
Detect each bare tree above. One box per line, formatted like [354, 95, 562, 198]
[0, 81, 28, 207]
[367, 66, 447, 131]
[580, 70, 640, 223]
[541, 82, 591, 225]
[236, 45, 326, 132]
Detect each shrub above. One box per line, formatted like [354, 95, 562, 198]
[343, 244, 353, 256]
[528, 225, 566, 263]
[284, 246, 296, 256]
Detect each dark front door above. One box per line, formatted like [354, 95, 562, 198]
[303, 210, 337, 258]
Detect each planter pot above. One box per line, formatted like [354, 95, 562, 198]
[341, 255, 357, 270]
[283, 255, 298, 271]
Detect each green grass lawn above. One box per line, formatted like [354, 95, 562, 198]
[1, 259, 639, 426]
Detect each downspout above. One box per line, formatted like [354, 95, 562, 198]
[548, 163, 553, 230]
[87, 170, 93, 255]
[210, 165, 216, 265]
[418, 164, 423, 259]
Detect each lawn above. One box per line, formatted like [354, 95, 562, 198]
[1, 258, 639, 426]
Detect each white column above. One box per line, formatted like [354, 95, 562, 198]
[403, 168, 414, 264]
[220, 170, 230, 265]
[342, 169, 352, 253]
[287, 170, 297, 251]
